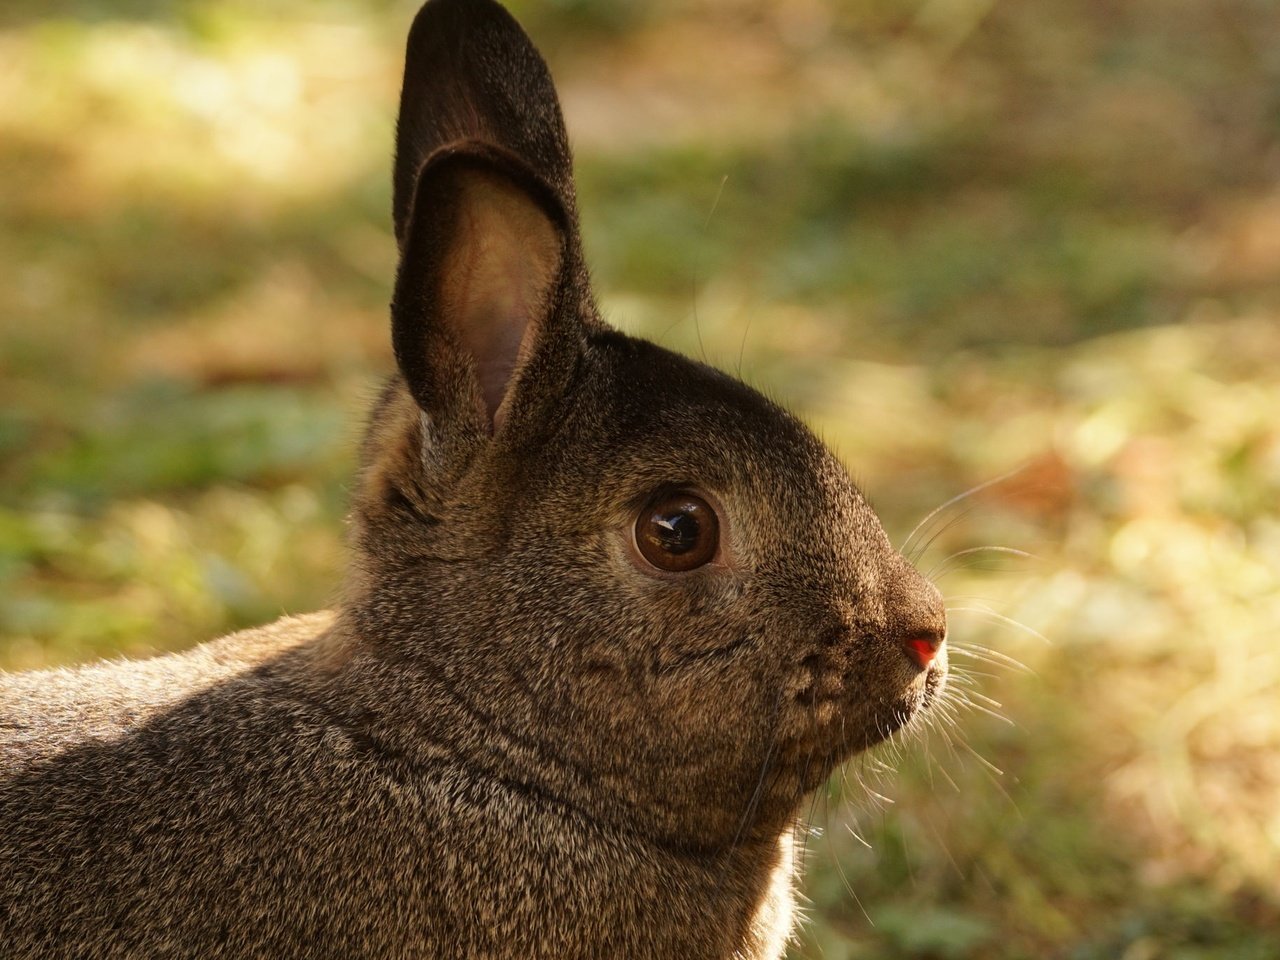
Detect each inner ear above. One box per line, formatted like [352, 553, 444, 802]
[442, 169, 562, 427]
[392, 148, 569, 440]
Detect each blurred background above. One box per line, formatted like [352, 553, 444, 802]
[1, 0, 1278, 956]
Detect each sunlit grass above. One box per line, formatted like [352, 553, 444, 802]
[2, 1, 1278, 956]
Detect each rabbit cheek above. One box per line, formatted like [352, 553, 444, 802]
[648, 583, 751, 673]
[776, 647, 855, 752]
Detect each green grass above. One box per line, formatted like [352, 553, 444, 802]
[2, 1, 1278, 956]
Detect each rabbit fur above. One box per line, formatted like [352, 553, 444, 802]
[0, 0, 948, 957]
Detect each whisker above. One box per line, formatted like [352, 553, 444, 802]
[926, 736, 962, 793]
[900, 463, 1030, 556]
[899, 813, 917, 889]
[928, 545, 1038, 580]
[844, 821, 873, 850]
[920, 722, 937, 790]
[936, 545, 1039, 565]
[703, 173, 729, 230]
[954, 734, 1005, 777]
[946, 606, 1052, 646]
[933, 557, 1018, 581]
[964, 689, 1006, 711]
[850, 758, 895, 810]
[933, 715, 964, 767]
[949, 695, 1015, 727]
[947, 641, 1034, 674]
[690, 278, 707, 362]
[907, 507, 973, 566]
[720, 691, 784, 885]
[957, 730, 1025, 818]
[944, 670, 999, 688]
[689, 173, 729, 368]
[829, 829, 874, 926]
[867, 756, 895, 775]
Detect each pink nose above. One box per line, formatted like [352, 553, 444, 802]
[903, 632, 943, 669]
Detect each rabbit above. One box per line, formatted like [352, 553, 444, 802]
[0, 0, 948, 957]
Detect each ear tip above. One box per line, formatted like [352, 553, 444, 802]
[394, 0, 579, 254]
[407, 0, 519, 47]
[402, 0, 525, 80]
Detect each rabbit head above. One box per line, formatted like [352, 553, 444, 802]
[345, 0, 947, 853]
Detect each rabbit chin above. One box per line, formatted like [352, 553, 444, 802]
[856, 655, 948, 748]
[781, 654, 948, 795]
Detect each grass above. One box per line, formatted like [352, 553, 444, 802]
[2, 1, 1278, 956]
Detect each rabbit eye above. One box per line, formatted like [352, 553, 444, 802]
[635, 491, 720, 573]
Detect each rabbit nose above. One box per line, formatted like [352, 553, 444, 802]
[885, 555, 947, 669]
[902, 627, 945, 669]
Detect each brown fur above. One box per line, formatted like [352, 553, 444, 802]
[0, 1, 948, 957]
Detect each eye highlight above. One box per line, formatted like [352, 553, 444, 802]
[635, 491, 720, 573]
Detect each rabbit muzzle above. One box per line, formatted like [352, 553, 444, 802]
[771, 560, 948, 783]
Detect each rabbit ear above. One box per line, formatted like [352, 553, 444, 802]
[392, 0, 578, 249]
[389, 0, 596, 451]
[391, 143, 581, 441]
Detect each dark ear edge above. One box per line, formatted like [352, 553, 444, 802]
[391, 140, 575, 442]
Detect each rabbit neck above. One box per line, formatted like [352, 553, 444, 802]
[294, 619, 802, 957]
